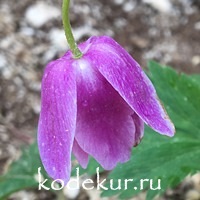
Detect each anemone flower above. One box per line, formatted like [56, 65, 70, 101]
[38, 36, 175, 184]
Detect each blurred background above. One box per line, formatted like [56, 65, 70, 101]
[0, 0, 200, 199]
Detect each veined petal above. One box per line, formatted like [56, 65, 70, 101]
[73, 58, 139, 170]
[84, 36, 175, 136]
[72, 139, 89, 169]
[38, 58, 76, 183]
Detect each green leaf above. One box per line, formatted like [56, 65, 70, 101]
[148, 61, 200, 137]
[0, 143, 50, 199]
[0, 141, 102, 199]
[190, 74, 200, 83]
[102, 133, 200, 199]
[101, 61, 200, 199]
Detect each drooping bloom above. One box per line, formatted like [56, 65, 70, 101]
[38, 36, 175, 183]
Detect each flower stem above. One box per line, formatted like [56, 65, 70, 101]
[62, 0, 83, 58]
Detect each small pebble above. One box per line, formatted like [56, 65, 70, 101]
[63, 177, 80, 199]
[185, 190, 200, 200]
[142, 0, 172, 13]
[25, 2, 60, 28]
[49, 29, 68, 51]
[0, 55, 7, 70]
[123, 1, 136, 12]
[192, 56, 200, 66]
[194, 22, 200, 30]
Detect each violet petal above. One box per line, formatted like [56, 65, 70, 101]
[73, 58, 140, 170]
[85, 36, 175, 136]
[38, 58, 77, 183]
[72, 139, 89, 169]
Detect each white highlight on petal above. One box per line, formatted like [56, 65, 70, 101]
[73, 59, 96, 85]
[76, 59, 88, 71]
[59, 142, 63, 146]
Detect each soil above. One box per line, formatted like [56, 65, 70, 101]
[0, 0, 199, 199]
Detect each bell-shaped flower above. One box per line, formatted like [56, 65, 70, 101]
[38, 36, 175, 184]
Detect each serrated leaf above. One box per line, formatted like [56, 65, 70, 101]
[0, 143, 50, 199]
[101, 133, 200, 199]
[101, 61, 200, 199]
[148, 61, 200, 137]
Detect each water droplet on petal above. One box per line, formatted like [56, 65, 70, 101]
[82, 100, 88, 107]
[130, 91, 134, 97]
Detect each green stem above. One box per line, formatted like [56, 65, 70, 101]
[62, 0, 83, 58]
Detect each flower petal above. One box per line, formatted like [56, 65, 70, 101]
[85, 36, 175, 136]
[38, 58, 76, 183]
[72, 139, 89, 169]
[131, 113, 144, 146]
[73, 58, 138, 170]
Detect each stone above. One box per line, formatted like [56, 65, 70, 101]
[25, 2, 60, 28]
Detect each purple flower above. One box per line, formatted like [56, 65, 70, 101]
[38, 36, 175, 183]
